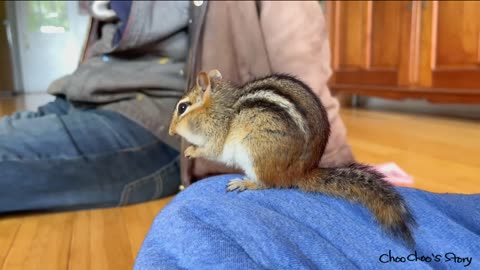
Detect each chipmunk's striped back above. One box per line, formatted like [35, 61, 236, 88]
[234, 91, 309, 136]
[233, 74, 330, 167]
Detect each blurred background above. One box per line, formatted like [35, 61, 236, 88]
[1, 1, 89, 109]
[2, 1, 479, 117]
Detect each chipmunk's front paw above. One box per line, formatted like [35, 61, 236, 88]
[226, 178, 265, 192]
[227, 178, 246, 192]
[184, 146, 198, 159]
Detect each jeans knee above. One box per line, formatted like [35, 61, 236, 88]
[118, 156, 181, 206]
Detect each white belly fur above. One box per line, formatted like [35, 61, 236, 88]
[220, 142, 257, 181]
[177, 125, 206, 146]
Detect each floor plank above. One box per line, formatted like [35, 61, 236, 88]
[2, 215, 41, 269]
[88, 209, 133, 270]
[121, 196, 174, 259]
[0, 217, 23, 268]
[68, 211, 90, 270]
[2, 213, 74, 270]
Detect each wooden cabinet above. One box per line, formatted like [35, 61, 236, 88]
[325, 1, 480, 104]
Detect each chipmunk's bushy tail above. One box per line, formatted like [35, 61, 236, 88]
[297, 163, 417, 247]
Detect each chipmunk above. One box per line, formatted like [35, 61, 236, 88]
[169, 69, 417, 247]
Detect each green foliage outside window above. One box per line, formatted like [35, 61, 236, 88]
[27, 1, 69, 33]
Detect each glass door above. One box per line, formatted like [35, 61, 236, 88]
[13, 1, 89, 93]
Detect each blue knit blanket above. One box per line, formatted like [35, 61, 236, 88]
[134, 174, 480, 270]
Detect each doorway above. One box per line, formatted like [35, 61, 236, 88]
[6, 1, 89, 93]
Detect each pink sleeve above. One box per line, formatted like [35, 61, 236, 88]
[259, 1, 355, 166]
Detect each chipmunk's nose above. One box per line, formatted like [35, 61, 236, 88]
[169, 126, 176, 136]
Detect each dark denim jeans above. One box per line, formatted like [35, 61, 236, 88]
[0, 97, 180, 213]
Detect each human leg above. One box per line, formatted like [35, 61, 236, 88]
[135, 175, 480, 269]
[0, 98, 180, 213]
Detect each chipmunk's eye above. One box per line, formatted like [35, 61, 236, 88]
[178, 102, 191, 116]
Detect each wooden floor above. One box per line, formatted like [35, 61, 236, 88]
[342, 107, 480, 194]
[0, 94, 479, 269]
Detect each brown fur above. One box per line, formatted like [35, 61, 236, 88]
[169, 70, 417, 247]
[297, 166, 416, 247]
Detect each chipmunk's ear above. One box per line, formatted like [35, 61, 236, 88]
[196, 71, 213, 102]
[208, 69, 222, 80]
[196, 71, 211, 93]
[207, 69, 222, 93]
